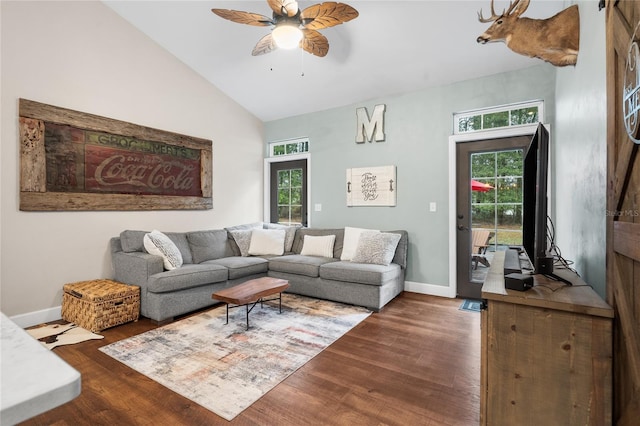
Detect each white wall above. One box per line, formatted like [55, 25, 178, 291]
[554, 1, 607, 298]
[0, 1, 264, 320]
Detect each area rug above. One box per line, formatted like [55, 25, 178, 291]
[27, 323, 104, 350]
[459, 299, 482, 312]
[99, 294, 371, 420]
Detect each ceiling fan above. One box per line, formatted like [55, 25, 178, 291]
[211, 0, 359, 57]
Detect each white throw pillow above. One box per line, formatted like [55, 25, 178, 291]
[248, 229, 286, 256]
[300, 234, 336, 258]
[264, 223, 298, 252]
[143, 230, 183, 270]
[340, 227, 380, 261]
[351, 231, 402, 266]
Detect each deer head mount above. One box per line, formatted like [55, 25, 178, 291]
[477, 0, 579, 67]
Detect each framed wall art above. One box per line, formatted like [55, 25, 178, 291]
[346, 165, 396, 207]
[19, 98, 212, 211]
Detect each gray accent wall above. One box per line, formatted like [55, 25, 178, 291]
[265, 65, 557, 289]
[554, 1, 607, 298]
[265, 1, 608, 298]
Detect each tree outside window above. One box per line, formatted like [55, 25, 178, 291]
[471, 149, 524, 248]
[277, 168, 303, 225]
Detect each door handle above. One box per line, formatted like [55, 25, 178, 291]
[457, 225, 469, 231]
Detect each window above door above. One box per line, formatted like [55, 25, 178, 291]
[269, 137, 309, 157]
[453, 101, 544, 135]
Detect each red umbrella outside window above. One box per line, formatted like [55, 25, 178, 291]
[471, 179, 494, 192]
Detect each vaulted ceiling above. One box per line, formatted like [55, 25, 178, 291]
[104, 1, 568, 122]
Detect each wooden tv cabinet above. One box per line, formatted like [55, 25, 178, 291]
[480, 251, 613, 425]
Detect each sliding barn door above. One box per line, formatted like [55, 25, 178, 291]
[606, 1, 640, 424]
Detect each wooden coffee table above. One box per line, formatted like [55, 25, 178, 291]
[212, 277, 289, 330]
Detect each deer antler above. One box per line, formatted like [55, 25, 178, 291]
[506, 0, 530, 18]
[478, 0, 531, 22]
[478, 0, 504, 23]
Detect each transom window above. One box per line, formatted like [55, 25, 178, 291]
[454, 101, 543, 134]
[269, 138, 309, 157]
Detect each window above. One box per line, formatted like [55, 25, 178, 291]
[471, 149, 524, 248]
[454, 101, 543, 134]
[276, 167, 304, 225]
[269, 138, 309, 157]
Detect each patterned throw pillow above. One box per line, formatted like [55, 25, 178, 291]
[229, 229, 253, 257]
[340, 227, 380, 261]
[300, 235, 336, 258]
[351, 231, 402, 266]
[143, 230, 183, 270]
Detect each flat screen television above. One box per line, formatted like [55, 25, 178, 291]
[522, 123, 551, 274]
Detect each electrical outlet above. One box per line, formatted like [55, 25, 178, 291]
[314, 203, 322, 212]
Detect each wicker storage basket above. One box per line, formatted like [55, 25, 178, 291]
[61, 279, 140, 332]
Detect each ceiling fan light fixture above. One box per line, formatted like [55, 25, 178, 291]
[272, 24, 303, 49]
[212, 1, 359, 57]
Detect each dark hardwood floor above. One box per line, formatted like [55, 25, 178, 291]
[19, 292, 481, 426]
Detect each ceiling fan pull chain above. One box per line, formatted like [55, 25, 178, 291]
[300, 47, 305, 77]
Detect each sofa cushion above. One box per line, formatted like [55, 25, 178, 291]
[292, 228, 344, 258]
[268, 254, 338, 278]
[340, 227, 380, 261]
[387, 230, 408, 268]
[164, 232, 194, 264]
[206, 256, 268, 280]
[351, 231, 402, 266]
[248, 229, 286, 256]
[300, 235, 336, 258]
[225, 222, 264, 232]
[143, 230, 183, 270]
[187, 230, 234, 263]
[120, 230, 148, 252]
[320, 261, 401, 286]
[147, 264, 228, 293]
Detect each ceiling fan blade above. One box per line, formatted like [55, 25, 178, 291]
[300, 2, 358, 30]
[301, 29, 329, 57]
[211, 9, 274, 27]
[267, 0, 299, 17]
[252, 33, 278, 56]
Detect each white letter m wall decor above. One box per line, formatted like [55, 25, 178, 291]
[355, 104, 386, 143]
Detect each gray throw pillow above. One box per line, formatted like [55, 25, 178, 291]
[229, 229, 253, 257]
[351, 231, 402, 266]
[120, 230, 148, 252]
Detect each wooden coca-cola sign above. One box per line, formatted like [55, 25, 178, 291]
[19, 99, 212, 211]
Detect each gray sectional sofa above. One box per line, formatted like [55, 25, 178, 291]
[110, 224, 408, 323]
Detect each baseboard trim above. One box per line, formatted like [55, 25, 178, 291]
[9, 283, 455, 328]
[404, 281, 455, 298]
[9, 306, 62, 329]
